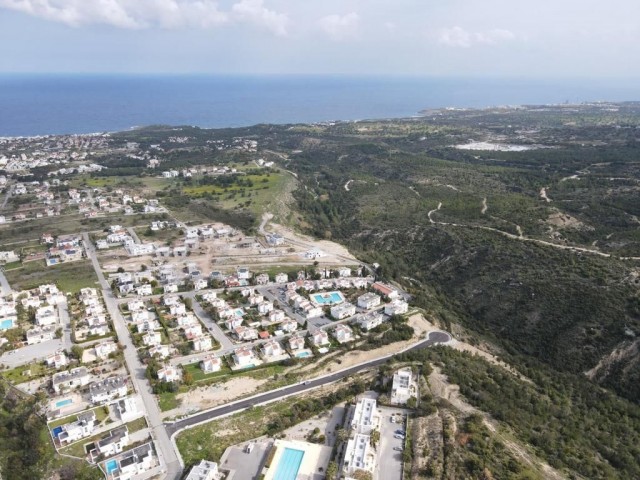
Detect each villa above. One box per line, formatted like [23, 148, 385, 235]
[95, 426, 129, 457]
[192, 336, 213, 352]
[355, 312, 385, 331]
[52, 367, 90, 394]
[149, 344, 171, 359]
[234, 326, 258, 341]
[280, 318, 298, 333]
[384, 299, 409, 316]
[357, 292, 381, 310]
[330, 302, 356, 320]
[142, 332, 162, 346]
[232, 346, 256, 367]
[333, 324, 354, 344]
[158, 366, 181, 383]
[201, 355, 222, 373]
[55, 411, 96, 446]
[310, 330, 330, 347]
[90, 376, 128, 404]
[185, 460, 220, 480]
[261, 340, 284, 358]
[288, 335, 305, 351]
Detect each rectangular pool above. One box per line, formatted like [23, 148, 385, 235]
[0, 319, 14, 330]
[55, 398, 73, 408]
[234, 308, 245, 317]
[312, 291, 344, 305]
[295, 351, 310, 358]
[273, 447, 305, 480]
[106, 459, 118, 475]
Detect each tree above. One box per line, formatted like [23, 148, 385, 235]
[183, 370, 194, 386]
[370, 428, 380, 447]
[70, 345, 84, 361]
[325, 461, 338, 480]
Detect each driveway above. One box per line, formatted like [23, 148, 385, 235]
[376, 406, 408, 480]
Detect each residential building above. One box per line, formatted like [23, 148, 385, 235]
[350, 398, 380, 435]
[255, 273, 270, 285]
[330, 302, 356, 320]
[357, 292, 381, 310]
[310, 330, 330, 347]
[343, 434, 376, 477]
[333, 324, 354, 344]
[149, 344, 171, 359]
[234, 326, 258, 341]
[224, 317, 243, 330]
[142, 331, 162, 346]
[288, 335, 305, 351]
[257, 301, 274, 315]
[192, 336, 213, 352]
[384, 299, 409, 316]
[26, 325, 56, 345]
[372, 282, 399, 299]
[90, 376, 128, 404]
[185, 460, 220, 480]
[95, 426, 129, 457]
[391, 368, 415, 405]
[109, 443, 155, 479]
[261, 340, 284, 358]
[355, 312, 385, 331]
[46, 351, 68, 369]
[280, 318, 298, 333]
[56, 411, 96, 445]
[232, 346, 255, 367]
[201, 355, 222, 373]
[52, 367, 90, 394]
[94, 340, 118, 360]
[274, 272, 289, 284]
[35, 305, 58, 326]
[158, 366, 181, 383]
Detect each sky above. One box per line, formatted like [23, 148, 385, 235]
[0, 0, 639, 77]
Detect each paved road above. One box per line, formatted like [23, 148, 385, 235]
[83, 233, 182, 480]
[0, 184, 14, 210]
[190, 298, 234, 350]
[127, 226, 142, 244]
[165, 331, 451, 437]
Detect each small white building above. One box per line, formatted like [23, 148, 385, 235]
[52, 367, 90, 394]
[185, 460, 220, 480]
[390, 367, 415, 405]
[201, 355, 222, 373]
[261, 340, 284, 358]
[89, 376, 128, 404]
[158, 366, 181, 383]
[46, 351, 68, 369]
[357, 292, 381, 310]
[143, 331, 162, 346]
[310, 329, 330, 347]
[330, 302, 356, 320]
[384, 299, 409, 316]
[192, 336, 213, 352]
[232, 346, 256, 367]
[288, 335, 305, 351]
[333, 324, 353, 344]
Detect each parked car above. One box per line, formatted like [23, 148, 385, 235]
[395, 429, 405, 435]
[393, 446, 403, 451]
[394, 434, 405, 440]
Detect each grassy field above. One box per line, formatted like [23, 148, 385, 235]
[175, 398, 292, 467]
[4, 259, 99, 293]
[158, 392, 181, 411]
[0, 213, 152, 246]
[1, 362, 50, 384]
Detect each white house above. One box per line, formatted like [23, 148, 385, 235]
[343, 434, 376, 477]
[234, 326, 258, 341]
[310, 330, 330, 346]
[274, 273, 289, 284]
[355, 312, 385, 331]
[192, 336, 213, 352]
[184, 324, 203, 340]
[158, 366, 181, 383]
[52, 367, 90, 394]
[95, 426, 129, 457]
[350, 397, 380, 435]
[149, 344, 171, 359]
[357, 292, 381, 310]
[35, 305, 58, 326]
[384, 300, 409, 316]
[268, 310, 285, 323]
[136, 284, 153, 296]
[257, 301, 274, 315]
[288, 335, 305, 351]
[333, 324, 353, 344]
[185, 460, 220, 480]
[225, 317, 243, 330]
[143, 331, 162, 346]
[46, 351, 68, 369]
[280, 318, 298, 333]
[330, 302, 356, 320]
[56, 411, 96, 445]
[26, 325, 56, 345]
[89, 376, 128, 404]
[169, 303, 186, 316]
[95, 341, 119, 360]
[390, 368, 415, 405]
[232, 346, 256, 367]
[201, 355, 222, 373]
[261, 340, 284, 358]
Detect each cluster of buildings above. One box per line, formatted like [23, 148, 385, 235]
[74, 288, 111, 341]
[343, 398, 381, 478]
[43, 233, 84, 266]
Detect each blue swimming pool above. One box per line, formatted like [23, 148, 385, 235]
[296, 351, 310, 358]
[106, 459, 118, 475]
[312, 292, 344, 305]
[234, 308, 245, 317]
[52, 426, 63, 438]
[0, 319, 14, 330]
[55, 398, 73, 408]
[273, 448, 305, 480]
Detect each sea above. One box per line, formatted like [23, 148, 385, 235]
[1, 75, 639, 137]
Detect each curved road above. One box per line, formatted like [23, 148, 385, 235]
[166, 331, 451, 437]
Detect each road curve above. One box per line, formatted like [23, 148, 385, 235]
[166, 331, 451, 437]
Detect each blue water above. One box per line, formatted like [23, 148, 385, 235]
[273, 447, 305, 480]
[295, 351, 311, 358]
[313, 292, 344, 305]
[234, 309, 245, 317]
[55, 398, 73, 408]
[1, 75, 639, 136]
[52, 426, 63, 438]
[106, 459, 118, 474]
[0, 319, 14, 330]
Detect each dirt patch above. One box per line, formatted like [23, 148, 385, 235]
[546, 211, 591, 230]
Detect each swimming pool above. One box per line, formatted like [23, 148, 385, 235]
[55, 398, 73, 408]
[106, 459, 118, 475]
[0, 319, 14, 330]
[311, 291, 344, 305]
[52, 426, 63, 438]
[273, 448, 305, 480]
[234, 308, 245, 317]
[295, 351, 310, 358]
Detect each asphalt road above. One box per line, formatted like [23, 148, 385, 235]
[165, 330, 451, 437]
